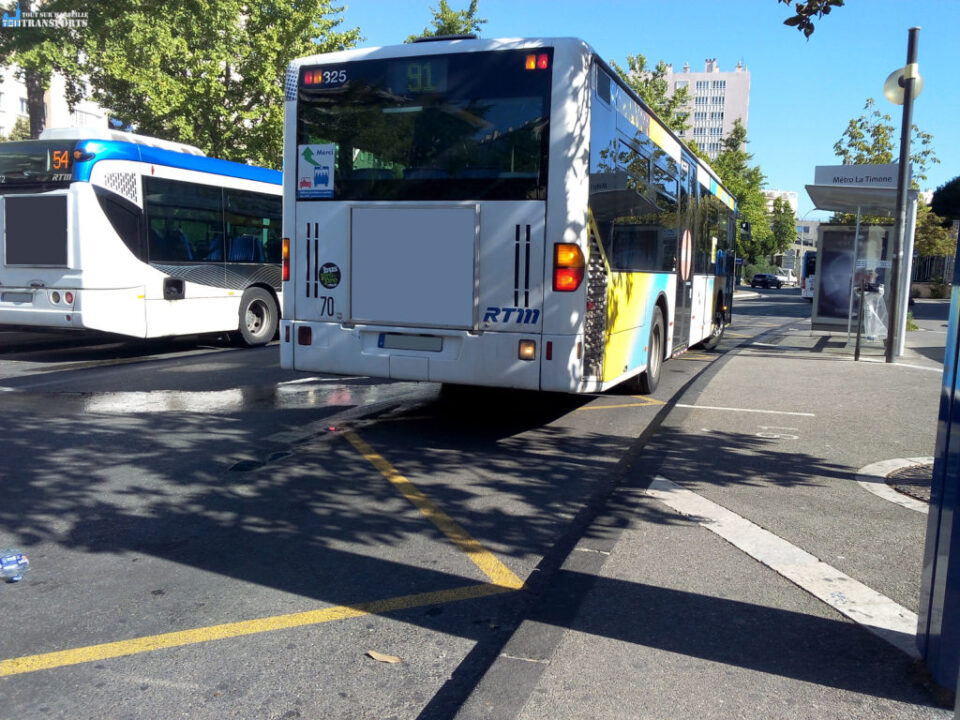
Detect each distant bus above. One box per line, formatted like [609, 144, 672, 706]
[0, 128, 283, 344]
[801, 250, 817, 301]
[281, 37, 737, 392]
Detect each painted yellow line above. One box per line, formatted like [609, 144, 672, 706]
[578, 397, 665, 410]
[0, 583, 510, 678]
[725, 332, 750, 338]
[343, 431, 524, 590]
[679, 353, 713, 361]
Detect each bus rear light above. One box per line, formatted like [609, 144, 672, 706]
[297, 326, 312, 345]
[546, 341, 553, 361]
[519, 339, 536, 361]
[282, 237, 290, 282]
[284, 325, 290, 343]
[64, 291, 74, 305]
[51, 291, 61, 304]
[525, 54, 550, 70]
[553, 242, 585, 292]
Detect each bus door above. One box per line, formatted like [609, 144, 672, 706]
[668, 163, 691, 353]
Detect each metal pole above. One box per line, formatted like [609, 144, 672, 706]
[886, 27, 920, 363]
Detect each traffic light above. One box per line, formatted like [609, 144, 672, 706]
[739, 220, 752, 244]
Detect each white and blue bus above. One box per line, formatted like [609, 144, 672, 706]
[0, 128, 282, 345]
[281, 37, 736, 392]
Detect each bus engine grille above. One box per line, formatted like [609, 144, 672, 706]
[583, 228, 607, 378]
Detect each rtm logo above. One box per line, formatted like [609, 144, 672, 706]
[483, 307, 541, 324]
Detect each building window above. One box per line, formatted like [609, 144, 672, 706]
[709, 127, 722, 136]
[675, 80, 688, 89]
[710, 111, 724, 121]
[19, 98, 28, 115]
[693, 127, 705, 136]
[712, 80, 726, 90]
[695, 96, 708, 106]
[711, 96, 724, 105]
[694, 111, 706, 121]
[695, 80, 709, 90]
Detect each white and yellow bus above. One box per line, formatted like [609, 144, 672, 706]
[280, 37, 736, 392]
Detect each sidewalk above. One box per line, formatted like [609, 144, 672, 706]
[456, 300, 953, 720]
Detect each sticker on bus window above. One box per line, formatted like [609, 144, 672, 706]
[298, 144, 335, 198]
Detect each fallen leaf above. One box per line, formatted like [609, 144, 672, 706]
[366, 650, 402, 664]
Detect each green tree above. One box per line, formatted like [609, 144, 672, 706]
[708, 119, 772, 263]
[406, 0, 486, 42]
[913, 202, 953, 257]
[0, 0, 86, 138]
[932, 176, 960, 221]
[778, 0, 844, 37]
[64, 0, 358, 168]
[0, 115, 31, 141]
[770, 195, 796, 255]
[610, 54, 689, 134]
[833, 98, 938, 187]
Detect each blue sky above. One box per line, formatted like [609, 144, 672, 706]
[336, 0, 958, 221]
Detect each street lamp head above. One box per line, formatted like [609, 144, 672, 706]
[884, 66, 924, 105]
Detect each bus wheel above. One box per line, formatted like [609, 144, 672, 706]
[700, 305, 725, 351]
[237, 287, 278, 346]
[636, 306, 664, 394]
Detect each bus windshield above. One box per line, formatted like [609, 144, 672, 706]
[296, 49, 552, 201]
[0, 140, 77, 185]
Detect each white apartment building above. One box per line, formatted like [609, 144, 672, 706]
[0, 66, 106, 138]
[764, 189, 799, 215]
[664, 58, 750, 159]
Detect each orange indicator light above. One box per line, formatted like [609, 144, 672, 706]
[525, 54, 537, 70]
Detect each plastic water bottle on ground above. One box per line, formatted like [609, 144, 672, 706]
[0, 549, 29, 582]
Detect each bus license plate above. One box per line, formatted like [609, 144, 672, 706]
[1, 292, 33, 303]
[378, 333, 443, 352]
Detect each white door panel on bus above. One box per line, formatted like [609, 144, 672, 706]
[80, 287, 148, 337]
[145, 295, 238, 338]
[351, 206, 477, 329]
[292, 204, 350, 323]
[690, 275, 709, 346]
[477, 202, 545, 333]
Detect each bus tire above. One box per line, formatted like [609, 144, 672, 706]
[700, 301, 725, 351]
[636, 306, 664, 394]
[236, 287, 278, 346]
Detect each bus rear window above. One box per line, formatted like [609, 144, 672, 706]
[296, 49, 552, 201]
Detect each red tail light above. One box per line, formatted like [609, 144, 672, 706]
[553, 243, 585, 292]
[282, 237, 290, 282]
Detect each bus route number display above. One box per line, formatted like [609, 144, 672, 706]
[50, 149, 70, 171]
[390, 59, 447, 95]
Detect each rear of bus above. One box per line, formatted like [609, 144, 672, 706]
[0, 138, 85, 329]
[281, 38, 590, 390]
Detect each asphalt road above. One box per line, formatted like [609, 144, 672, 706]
[0, 289, 830, 720]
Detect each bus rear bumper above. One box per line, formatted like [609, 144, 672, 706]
[0, 290, 84, 329]
[281, 321, 544, 390]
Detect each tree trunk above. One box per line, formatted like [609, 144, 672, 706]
[25, 67, 47, 139]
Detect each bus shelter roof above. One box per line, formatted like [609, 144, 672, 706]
[804, 184, 917, 217]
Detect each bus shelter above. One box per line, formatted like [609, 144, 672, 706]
[805, 164, 918, 356]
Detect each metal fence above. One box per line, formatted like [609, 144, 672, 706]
[912, 255, 954, 283]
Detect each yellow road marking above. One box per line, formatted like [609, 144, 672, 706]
[577, 395, 666, 412]
[344, 431, 524, 590]
[725, 332, 750, 338]
[0, 583, 510, 677]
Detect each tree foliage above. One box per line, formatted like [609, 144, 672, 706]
[778, 0, 844, 37]
[708, 119, 771, 263]
[0, 0, 86, 138]
[70, 0, 360, 168]
[405, 0, 486, 42]
[770, 195, 797, 256]
[3, 1, 359, 166]
[914, 202, 954, 257]
[932, 176, 960, 221]
[833, 98, 939, 187]
[610, 54, 689, 135]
